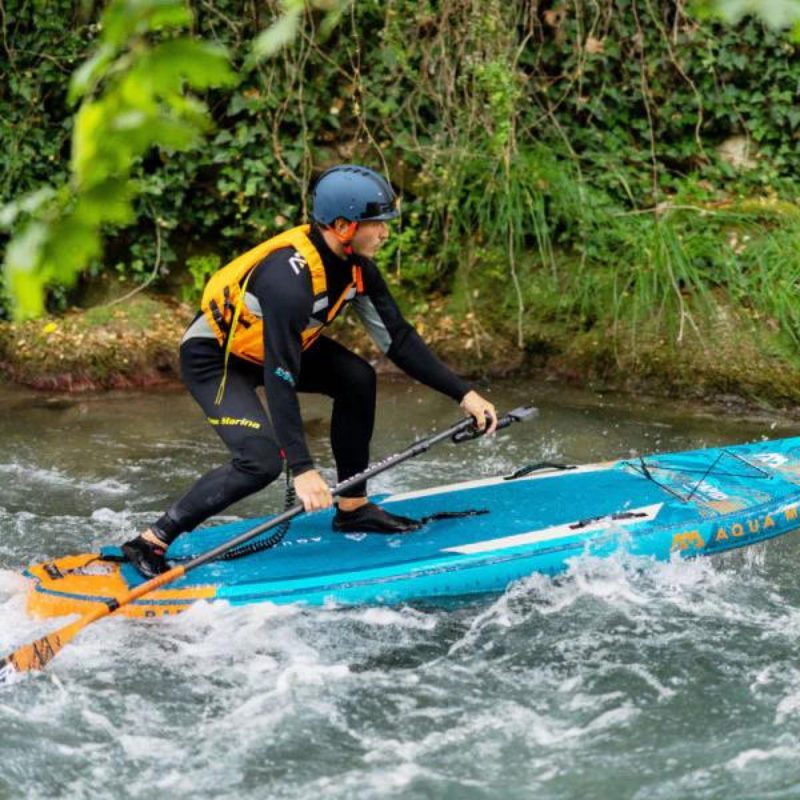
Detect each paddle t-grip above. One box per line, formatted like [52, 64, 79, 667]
[452, 405, 538, 444]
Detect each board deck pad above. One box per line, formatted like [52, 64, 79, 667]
[23, 437, 800, 618]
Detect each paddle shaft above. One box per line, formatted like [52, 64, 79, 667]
[121, 408, 537, 585]
[179, 414, 477, 574]
[0, 406, 534, 682]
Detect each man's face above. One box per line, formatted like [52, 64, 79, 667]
[350, 220, 390, 258]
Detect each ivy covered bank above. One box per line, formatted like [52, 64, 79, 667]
[2, 1, 800, 405]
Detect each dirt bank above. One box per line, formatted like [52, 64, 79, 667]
[2, 294, 799, 416]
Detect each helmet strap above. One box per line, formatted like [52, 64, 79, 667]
[330, 220, 358, 255]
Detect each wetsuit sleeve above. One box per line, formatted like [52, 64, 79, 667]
[352, 260, 471, 401]
[248, 252, 315, 476]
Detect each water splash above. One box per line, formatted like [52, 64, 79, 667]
[4, 382, 800, 798]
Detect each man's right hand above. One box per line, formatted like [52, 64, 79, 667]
[294, 469, 334, 512]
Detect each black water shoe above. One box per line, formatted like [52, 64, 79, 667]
[333, 502, 422, 534]
[121, 535, 169, 578]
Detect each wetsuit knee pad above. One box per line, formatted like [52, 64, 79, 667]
[233, 437, 283, 484]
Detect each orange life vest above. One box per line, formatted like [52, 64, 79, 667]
[200, 225, 363, 367]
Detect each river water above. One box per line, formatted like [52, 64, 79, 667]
[3, 377, 800, 799]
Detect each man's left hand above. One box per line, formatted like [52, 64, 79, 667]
[460, 390, 498, 435]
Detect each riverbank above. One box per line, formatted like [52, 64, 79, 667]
[0, 296, 184, 392]
[2, 292, 799, 414]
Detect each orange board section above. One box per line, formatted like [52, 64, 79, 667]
[25, 554, 216, 619]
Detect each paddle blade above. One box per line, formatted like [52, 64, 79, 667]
[0, 616, 91, 685]
[0, 564, 188, 686]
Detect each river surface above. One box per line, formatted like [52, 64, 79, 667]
[3, 377, 800, 799]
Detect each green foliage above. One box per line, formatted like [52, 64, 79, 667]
[180, 253, 221, 303]
[0, 3, 89, 205]
[716, 206, 800, 344]
[2, 0, 236, 319]
[501, 201, 800, 362]
[523, 4, 800, 204]
[696, 0, 800, 38]
[2, 0, 800, 371]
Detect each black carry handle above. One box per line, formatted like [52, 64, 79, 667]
[452, 405, 539, 444]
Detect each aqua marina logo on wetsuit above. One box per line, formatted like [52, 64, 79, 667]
[206, 416, 262, 429]
[274, 366, 296, 386]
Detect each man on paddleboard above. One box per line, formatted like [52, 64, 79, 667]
[122, 165, 496, 577]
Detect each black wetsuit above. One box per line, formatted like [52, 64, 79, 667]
[151, 226, 470, 543]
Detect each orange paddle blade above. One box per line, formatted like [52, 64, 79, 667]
[0, 564, 188, 685]
[0, 614, 97, 684]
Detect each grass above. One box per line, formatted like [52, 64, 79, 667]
[416, 144, 800, 402]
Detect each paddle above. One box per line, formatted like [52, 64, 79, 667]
[0, 405, 537, 685]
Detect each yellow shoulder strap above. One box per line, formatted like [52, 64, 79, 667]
[214, 268, 256, 406]
[285, 228, 326, 296]
[214, 225, 327, 405]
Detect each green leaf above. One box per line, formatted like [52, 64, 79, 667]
[101, 0, 191, 49]
[250, 4, 303, 63]
[68, 43, 117, 106]
[319, 1, 350, 37]
[140, 39, 236, 94]
[0, 188, 57, 231]
[147, 3, 194, 32]
[77, 180, 135, 226]
[706, 0, 800, 30]
[71, 101, 107, 189]
[4, 221, 48, 318]
[43, 215, 102, 283]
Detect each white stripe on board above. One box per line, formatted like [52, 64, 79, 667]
[441, 503, 664, 556]
[381, 461, 617, 505]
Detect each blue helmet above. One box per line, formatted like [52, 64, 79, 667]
[310, 165, 399, 225]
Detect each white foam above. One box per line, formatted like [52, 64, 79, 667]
[0, 461, 129, 495]
[728, 741, 798, 770]
[350, 606, 438, 630]
[0, 569, 28, 594]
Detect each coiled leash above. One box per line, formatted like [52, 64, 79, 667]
[218, 464, 489, 561]
[208, 408, 541, 562]
[0, 406, 540, 684]
[219, 463, 297, 561]
[154, 407, 538, 566]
